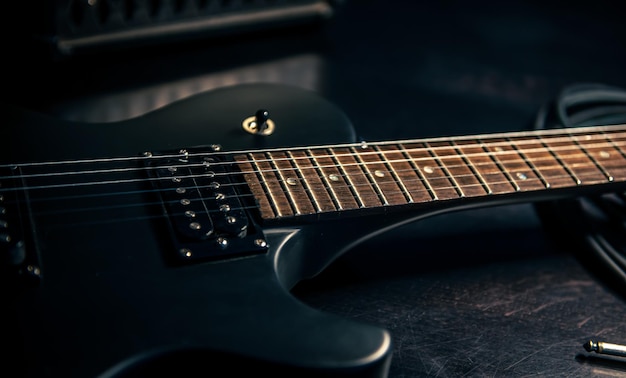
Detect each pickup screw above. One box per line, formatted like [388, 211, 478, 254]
[216, 237, 228, 248]
[211, 144, 222, 152]
[143, 152, 153, 158]
[27, 265, 41, 277]
[179, 248, 193, 258]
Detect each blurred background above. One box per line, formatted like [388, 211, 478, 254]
[3, 0, 626, 376]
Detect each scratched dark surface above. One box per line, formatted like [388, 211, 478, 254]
[293, 204, 626, 377]
[4, 0, 626, 376]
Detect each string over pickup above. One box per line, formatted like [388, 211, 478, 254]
[146, 148, 267, 263]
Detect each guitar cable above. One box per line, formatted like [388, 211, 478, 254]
[533, 82, 626, 295]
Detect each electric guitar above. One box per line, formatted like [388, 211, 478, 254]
[3, 84, 626, 377]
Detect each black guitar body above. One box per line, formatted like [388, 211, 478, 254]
[2, 84, 401, 377]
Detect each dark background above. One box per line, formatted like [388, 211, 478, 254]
[4, 1, 626, 376]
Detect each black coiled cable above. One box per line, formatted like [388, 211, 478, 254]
[534, 83, 626, 294]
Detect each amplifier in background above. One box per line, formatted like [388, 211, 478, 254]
[12, 0, 340, 57]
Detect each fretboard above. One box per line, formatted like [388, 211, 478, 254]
[234, 124, 626, 220]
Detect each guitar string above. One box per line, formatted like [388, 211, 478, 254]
[4, 150, 612, 209]
[2, 131, 625, 220]
[1, 137, 624, 189]
[0, 125, 626, 173]
[4, 143, 620, 201]
[14, 163, 622, 219]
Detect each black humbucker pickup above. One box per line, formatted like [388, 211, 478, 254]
[146, 148, 268, 264]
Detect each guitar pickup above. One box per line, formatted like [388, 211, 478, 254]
[146, 148, 268, 264]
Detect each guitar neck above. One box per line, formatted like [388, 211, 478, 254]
[235, 124, 626, 221]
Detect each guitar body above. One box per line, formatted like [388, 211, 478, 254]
[2, 84, 396, 377]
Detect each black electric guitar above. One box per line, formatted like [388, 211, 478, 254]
[3, 84, 626, 377]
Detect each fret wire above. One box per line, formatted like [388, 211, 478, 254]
[450, 140, 492, 195]
[226, 138, 626, 177]
[286, 151, 324, 213]
[249, 153, 282, 218]
[479, 139, 520, 192]
[257, 167, 599, 194]
[306, 149, 344, 211]
[234, 141, 615, 175]
[538, 136, 582, 185]
[568, 132, 614, 182]
[238, 153, 616, 181]
[375, 145, 414, 203]
[399, 143, 438, 200]
[425, 142, 465, 198]
[604, 131, 626, 159]
[331, 147, 369, 208]
[266, 152, 301, 216]
[350, 146, 388, 206]
[507, 137, 551, 189]
[250, 168, 616, 202]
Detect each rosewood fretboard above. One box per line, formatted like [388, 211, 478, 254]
[235, 124, 626, 220]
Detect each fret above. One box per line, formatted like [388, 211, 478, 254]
[287, 150, 337, 213]
[233, 154, 275, 220]
[568, 134, 613, 182]
[399, 144, 439, 201]
[308, 148, 360, 210]
[481, 138, 545, 191]
[331, 147, 381, 208]
[507, 136, 567, 188]
[454, 139, 515, 195]
[249, 152, 294, 217]
[266, 152, 317, 216]
[234, 124, 626, 222]
[606, 129, 626, 158]
[540, 134, 607, 185]
[428, 141, 487, 197]
[423, 142, 465, 197]
[377, 144, 433, 203]
[571, 130, 626, 181]
[401, 143, 460, 200]
[352, 146, 408, 206]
